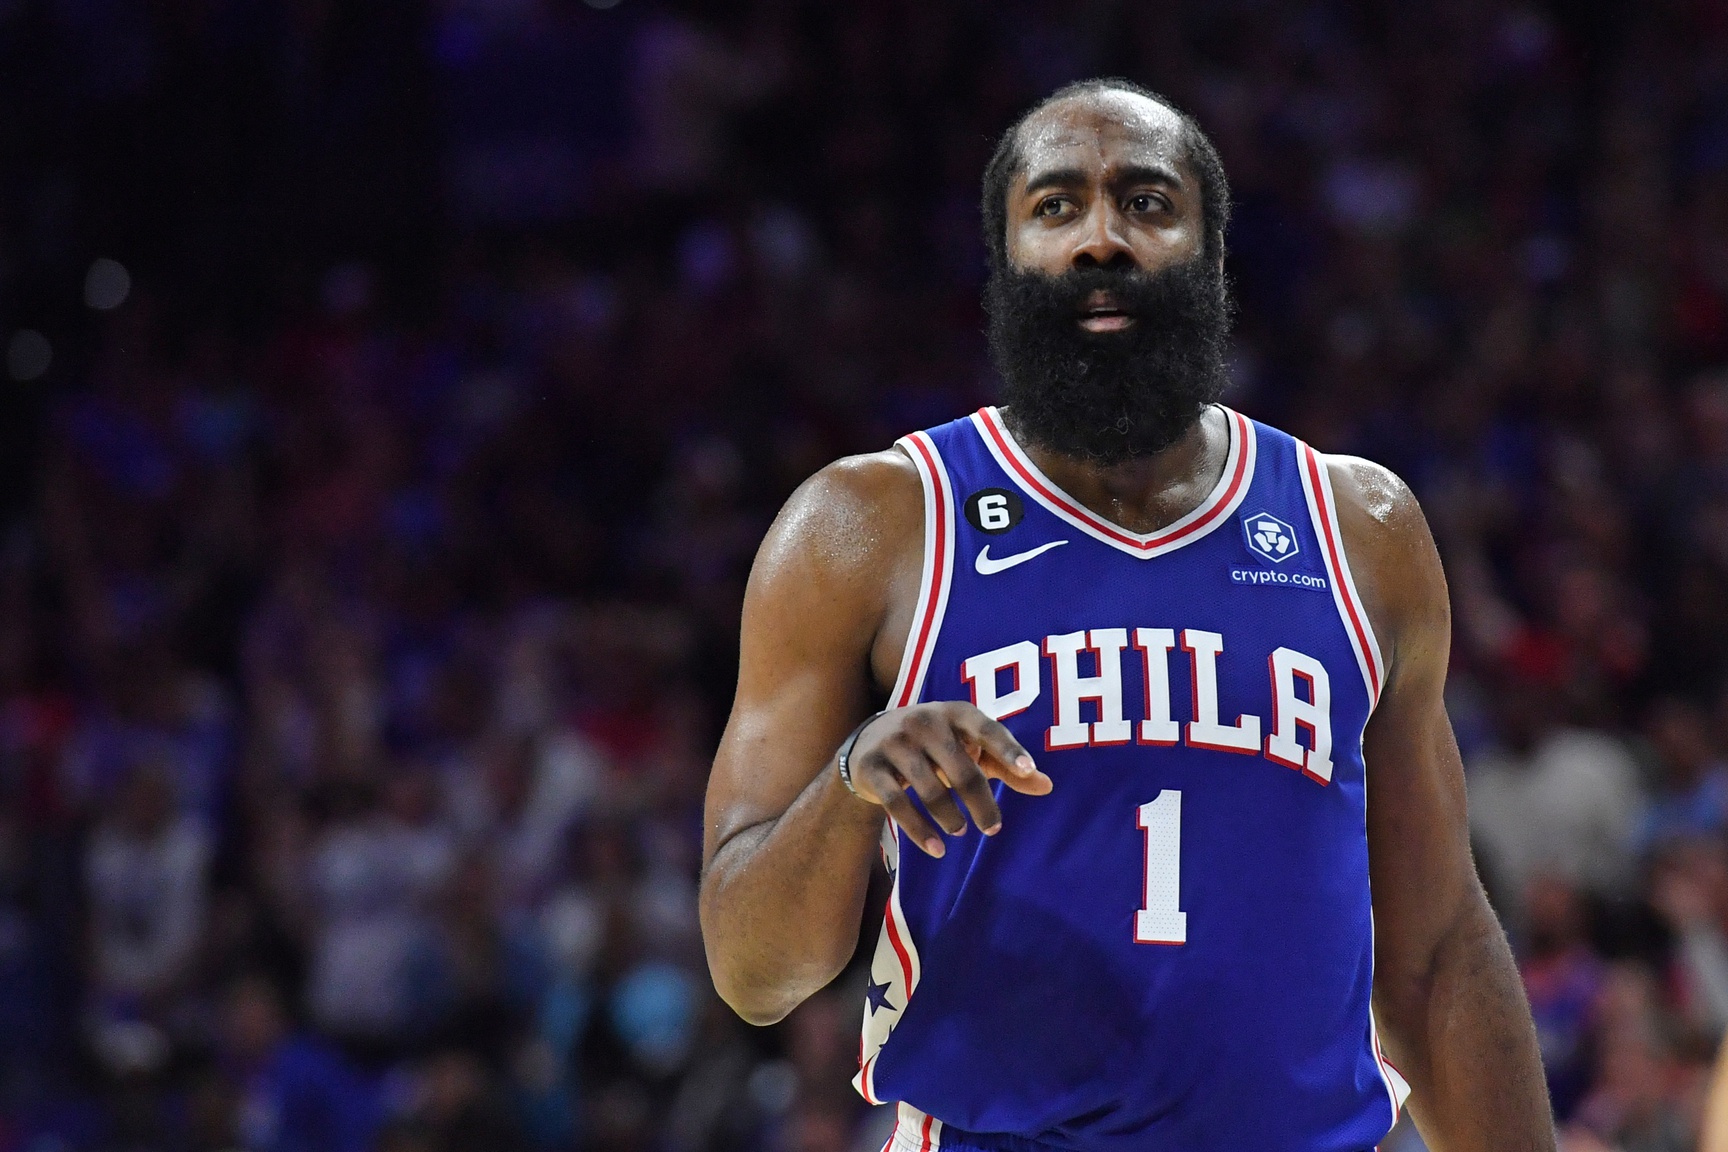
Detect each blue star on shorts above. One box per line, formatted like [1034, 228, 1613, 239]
[865, 977, 896, 1015]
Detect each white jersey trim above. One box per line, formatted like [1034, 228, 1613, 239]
[970, 405, 1257, 561]
[1303, 438, 1403, 1125]
[887, 431, 957, 708]
[1296, 442, 1385, 707]
[886, 1102, 944, 1151]
[1370, 1007, 1413, 1125]
[855, 820, 924, 1104]
[857, 432, 951, 1107]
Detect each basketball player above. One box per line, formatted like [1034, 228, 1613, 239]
[700, 79, 1555, 1150]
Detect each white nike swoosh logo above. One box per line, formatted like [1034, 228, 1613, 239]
[975, 540, 1069, 575]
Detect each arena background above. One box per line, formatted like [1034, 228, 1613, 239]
[0, 1, 1726, 1149]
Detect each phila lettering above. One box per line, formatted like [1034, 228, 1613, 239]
[961, 626, 1336, 784]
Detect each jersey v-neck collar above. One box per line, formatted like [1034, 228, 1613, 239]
[969, 404, 1257, 561]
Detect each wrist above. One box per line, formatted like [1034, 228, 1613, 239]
[837, 710, 890, 798]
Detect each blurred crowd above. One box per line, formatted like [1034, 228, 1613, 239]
[2, 0, 1728, 1149]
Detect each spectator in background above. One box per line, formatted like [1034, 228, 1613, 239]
[420, 852, 521, 1061]
[60, 639, 235, 829]
[1651, 838, 1728, 1044]
[1640, 698, 1728, 854]
[1522, 873, 1607, 1121]
[1468, 670, 1648, 934]
[401, 1048, 528, 1152]
[1568, 966, 1696, 1152]
[219, 974, 378, 1152]
[304, 774, 451, 1050]
[456, 731, 600, 922]
[84, 761, 210, 1015]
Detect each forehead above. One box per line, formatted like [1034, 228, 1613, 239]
[1013, 91, 1188, 182]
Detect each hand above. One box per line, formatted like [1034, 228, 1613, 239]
[842, 701, 1053, 857]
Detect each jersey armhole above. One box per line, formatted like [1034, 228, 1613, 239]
[1295, 441, 1386, 709]
[1304, 440, 1403, 1124]
[886, 432, 957, 708]
[858, 434, 950, 1107]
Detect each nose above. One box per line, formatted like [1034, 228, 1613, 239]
[1070, 201, 1137, 270]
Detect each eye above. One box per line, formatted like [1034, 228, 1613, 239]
[1035, 196, 1074, 218]
[1126, 192, 1170, 213]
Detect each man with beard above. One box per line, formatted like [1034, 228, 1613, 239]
[699, 80, 1555, 1150]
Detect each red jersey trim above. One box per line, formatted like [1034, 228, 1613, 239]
[970, 406, 1256, 560]
[1296, 442, 1384, 706]
[889, 1104, 942, 1151]
[855, 824, 926, 1110]
[889, 431, 956, 707]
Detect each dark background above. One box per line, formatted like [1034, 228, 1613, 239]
[1, 1, 1727, 1149]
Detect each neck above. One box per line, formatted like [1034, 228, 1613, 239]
[1002, 406, 1229, 535]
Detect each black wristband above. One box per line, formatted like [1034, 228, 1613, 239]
[836, 710, 890, 797]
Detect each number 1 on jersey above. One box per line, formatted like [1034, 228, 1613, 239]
[1135, 790, 1186, 944]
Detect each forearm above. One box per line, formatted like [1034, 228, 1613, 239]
[700, 757, 886, 1024]
[1382, 899, 1555, 1151]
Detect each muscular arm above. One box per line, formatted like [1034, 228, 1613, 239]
[699, 453, 913, 1025]
[1332, 458, 1555, 1150]
[700, 451, 1047, 1025]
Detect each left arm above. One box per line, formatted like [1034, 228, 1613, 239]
[1330, 457, 1555, 1151]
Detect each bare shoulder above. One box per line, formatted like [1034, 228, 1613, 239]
[750, 447, 923, 591]
[740, 446, 928, 695]
[1321, 455, 1426, 547]
[1318, 453, 1449, 673]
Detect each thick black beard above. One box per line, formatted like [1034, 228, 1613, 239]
[985, 256, 1234, 465]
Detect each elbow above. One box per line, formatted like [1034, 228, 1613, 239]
[1377, 890, 1509, 1029]
[697, 850, 857, 1027]
[723, 991, 796, 1028]
[707, 964, 802, 1027]
[703, 925, 845, 1026]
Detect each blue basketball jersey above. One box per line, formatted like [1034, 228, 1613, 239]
[854, 407, 1410, 1152]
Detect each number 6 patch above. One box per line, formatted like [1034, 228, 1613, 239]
[964, 487, 1024, 535]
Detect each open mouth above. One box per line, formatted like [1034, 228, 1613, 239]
[1078, 291, 1135, 333]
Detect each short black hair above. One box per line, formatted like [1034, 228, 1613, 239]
[980, 79, 1231, 271]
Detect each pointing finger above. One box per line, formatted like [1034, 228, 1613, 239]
[948, 706, 1052, 795]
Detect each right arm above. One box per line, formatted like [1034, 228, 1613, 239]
[699, 451, 1048, 1025]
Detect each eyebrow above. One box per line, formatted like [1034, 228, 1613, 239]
[1020, 162, 1184, 199]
